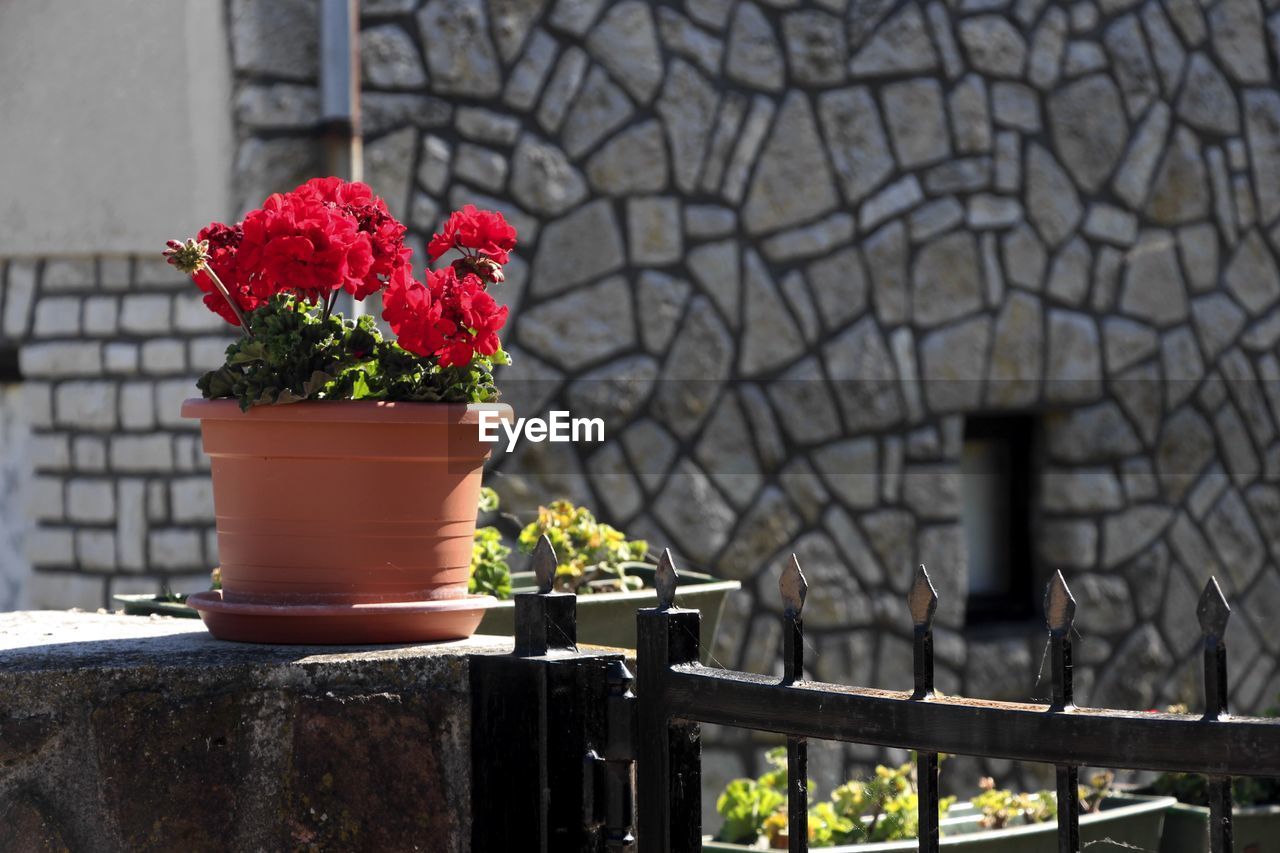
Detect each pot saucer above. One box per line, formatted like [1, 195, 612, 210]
[187, 590, 496, 645]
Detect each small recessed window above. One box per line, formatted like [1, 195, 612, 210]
[0, 346, 19, 384]
[961, 415, 1035, 624]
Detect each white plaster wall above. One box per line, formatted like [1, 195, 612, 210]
[0, 0, 233, 255]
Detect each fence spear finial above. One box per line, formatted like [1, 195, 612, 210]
[1044, 570, 1076, 636]
[532, 534, 557, 594]
[780, 554, 808, 619]
[655, 548, 679, 610]
[1198, 576, 1231, 639]
[908, 564, 938, 629]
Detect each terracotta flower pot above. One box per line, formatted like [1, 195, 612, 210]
[182, 398, 512, 644]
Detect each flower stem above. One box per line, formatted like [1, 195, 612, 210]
[202, 265, 254, 336]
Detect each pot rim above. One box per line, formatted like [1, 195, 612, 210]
[181, 397, 513, 425]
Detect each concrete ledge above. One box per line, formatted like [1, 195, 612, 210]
[0, 611, 515, 852]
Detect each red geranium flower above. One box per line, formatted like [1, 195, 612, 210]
[237, 191, 373, 302]
[427, 204, 517, 267]
[192, 222, 264, 327]
[383, 265, 509, 368]
[292, 177, 411, 299]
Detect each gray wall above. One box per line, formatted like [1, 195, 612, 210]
[4, 0, 1280, 796]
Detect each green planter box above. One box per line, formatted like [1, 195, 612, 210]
[476, 564, 740, 662]
[702, 794, 1175, 852]
[1155, 800, 1280, 853]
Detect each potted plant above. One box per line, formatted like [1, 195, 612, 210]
[469, 494, 740, 657]
[166, 178, 515, 644]
[702, 751, 1174, 851]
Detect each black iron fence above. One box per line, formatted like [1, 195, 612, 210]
[472, 537, 1280, 853]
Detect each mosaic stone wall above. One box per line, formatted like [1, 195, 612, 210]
[6, 0, 1280, 796]
[222, 0, 1280, 792]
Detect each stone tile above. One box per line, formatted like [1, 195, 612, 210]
[1028, 6, 1068, 89]
[991, 81, 1041, 132]
[418, 0, 502, 96]
[882, 79, 950, 169]
[743, 92, 838, 234]
[1105, 14, 1159, 118]
[920, 315, 992, 412]
[1121, 230, 1189, 325]
[863, 220, 910, 325]
[530, 199, 625, 296]
[490, 0, 549, 62]
[517, 276, 635, 370]
[1145, 125, 1210, 226]
[653, 458, 735, 564]
[1209, 0, 1269, 84]
[860, 176, 924, 231]
[652, 297, 735, 438]
[820, 86, 895, 205]
[699, 94, 747, 193]
[1083, 204, 1139, 246]
[1047, 236, 1091, 305]
[503, 29, 558, 111]
[783, 10, 846, 86]
[657, 8, 724, 76]
[536, 46, 588, 132]
[687, 239, 741, 329]
[721, 96, 774, 203]
[1048, 73, 1128, 193]
[1225, 230, 1280, 316]
[1026, 144, 1082, 247]
[823, 316, 902, 430]
[1177, 53, 1239, 134]
[229, 0, 318, 80]
[760, 213, 855, 263]
[656, 60, 719, 194]
[561, 66, 634, 159]
[627, 197, 682, 266]
[959, 15, 1027, 77]
[912, 231, 983, 328]
[360, 25, 427, 89]
[586, 1, 662, 103]
[849, 4, 938, 77]
[726, 1, 785, 91]
[910, 197, 965, 241]
[808, 247, 868, 332]
[1247, 89, 1280, 224]
[739, 250, 805, 375]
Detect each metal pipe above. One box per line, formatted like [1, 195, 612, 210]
[320, 0, 362, 182]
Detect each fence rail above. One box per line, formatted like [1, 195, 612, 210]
[471, 537, 1280, 853]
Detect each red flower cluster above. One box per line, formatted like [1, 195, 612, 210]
[182, 178, 411, 326]
[383, 266, 508, 367]
[427, 205, 518, 266]
[175, 183, 514, 369]
[383, 206, 515, 367]
[191, 222, 264, 326]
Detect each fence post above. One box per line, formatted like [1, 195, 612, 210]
[472, 536, 630, 852]
[1199, 577, 1234, 853]
[909, 565, 941, 853]
[1045, 571, 1079, 853]
[780, 555, 809, 853]
[636, 550, 702, 853]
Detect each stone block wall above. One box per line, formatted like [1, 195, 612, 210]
[0, 256, 236, 608]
